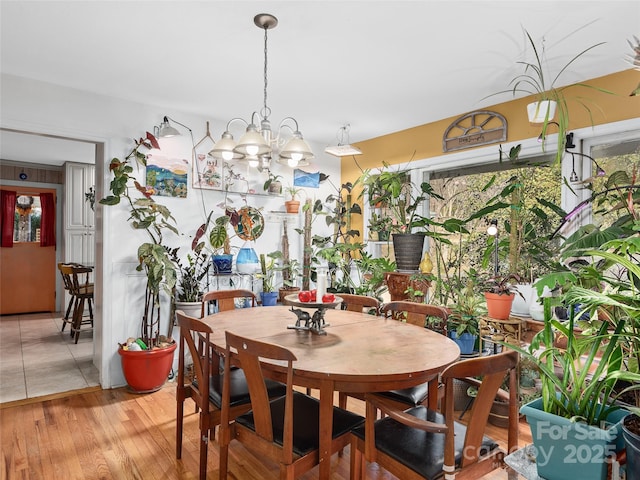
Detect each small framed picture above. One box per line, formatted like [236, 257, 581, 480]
[192, 151, 223, 190]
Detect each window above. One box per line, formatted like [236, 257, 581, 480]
[587, 138, 640, 230]
[14, 195, 42, 242]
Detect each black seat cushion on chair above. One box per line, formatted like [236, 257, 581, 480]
[351, 406, 498, 480]
[375, 383, 429, 406]
[193, 369, 287, 408]
[236, 391, 365, 456]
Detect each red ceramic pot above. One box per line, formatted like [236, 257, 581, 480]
[118, 342, 177, 393]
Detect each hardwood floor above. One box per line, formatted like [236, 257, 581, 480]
[0, 382, 531, 479]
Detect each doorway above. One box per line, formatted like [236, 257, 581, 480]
[0, 186, 58, 314]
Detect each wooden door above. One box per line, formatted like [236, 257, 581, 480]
[0, 187, 56, 314]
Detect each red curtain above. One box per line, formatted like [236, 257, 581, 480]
[1, 190, 16, 247]
[40, 192, 55, 247]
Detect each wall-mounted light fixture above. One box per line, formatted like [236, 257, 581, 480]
[154, 115, 192, 138]
[565, 132, 606, 178]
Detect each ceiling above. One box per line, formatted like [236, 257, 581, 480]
[1, 1, 638, 166]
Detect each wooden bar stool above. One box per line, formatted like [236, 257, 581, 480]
[59, 264, 94, 343]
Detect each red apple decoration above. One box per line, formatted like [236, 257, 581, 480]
[298, 290, 312, 302]
[322, 293, 335, 303]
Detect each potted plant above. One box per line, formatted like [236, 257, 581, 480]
[402, 272, 433, 303]
[360, 163, 443, 272]
[446, 280, 487, 354]
[509, 295, 639, 480]
[506, 228, 640, 480]
[623, 414, 640, 479]
[208, 213, 234, 274]
[258, 253, 278, 306]
[368, 212, 392, 242]
[172, 242, 210, 318]
[263, 170, 283, 195]
[486, 28, 611, 163]
[99, 132, 178, 393]
[479, 273, 523, 320]
[284, 185, 302, 213]
[352, 253, 396, 302]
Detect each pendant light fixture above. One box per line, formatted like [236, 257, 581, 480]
[324, 124, 362, 157]
[209, 13, 313, 168]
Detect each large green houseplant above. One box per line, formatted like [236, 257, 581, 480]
[100, 132, 179, 392]
[486, 28, 611, 163]
[360, 162, 444, 272]
[507, 231, 640, 480]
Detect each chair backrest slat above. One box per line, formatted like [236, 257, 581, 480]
[224, 331, 296, 447]
[442, 350, 519, 467]
[176, 310, 214, 398]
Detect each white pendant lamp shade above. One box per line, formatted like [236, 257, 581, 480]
[233, 124, 271, 157]
[209, 131, 243, 160]
[279, 131, 313, 167]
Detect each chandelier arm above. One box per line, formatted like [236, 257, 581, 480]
[278, 117, 300, 132]
[225, 117, 250, 132]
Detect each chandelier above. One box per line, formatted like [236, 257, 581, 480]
[209, 13, 313, 169]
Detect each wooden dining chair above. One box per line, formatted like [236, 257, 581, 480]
[218, 330, 365, 480]
[59, 264, 94, 343]
[175, 310, 285, 480]
[338, 293, 381, 315]
[57, 262, 76, 332]
[350, 349, 519, 480]
[200, 288, 257, 317]
[340, 302, 449, 413]
[381, 301, 448, 335]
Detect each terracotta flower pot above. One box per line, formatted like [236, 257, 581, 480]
[484, 292, 515, 320]
[285, 200, 300, 213]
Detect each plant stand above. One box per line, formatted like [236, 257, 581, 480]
[384, 272, 431, 302]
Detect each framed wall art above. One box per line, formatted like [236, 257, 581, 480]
[146, 153, 188, 198]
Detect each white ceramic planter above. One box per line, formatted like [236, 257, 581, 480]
[511, 283, 534, 317]
[527, 100, 557, 124]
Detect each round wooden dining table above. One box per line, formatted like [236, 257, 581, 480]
[201, 305, 460, 479]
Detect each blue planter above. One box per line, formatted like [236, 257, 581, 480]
[520, 397, 629, 480]
[261, 291, 278, 306]
[623, 415, 640, 480]
[212, 254, 233, 274]
[448, 331, 477, 354]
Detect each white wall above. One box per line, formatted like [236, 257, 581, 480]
[1, 73, 341, 388]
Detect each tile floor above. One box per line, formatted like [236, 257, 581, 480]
[0, 311, 99, 403]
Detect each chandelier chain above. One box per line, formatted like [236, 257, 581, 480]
[262, 25, 270, 119]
